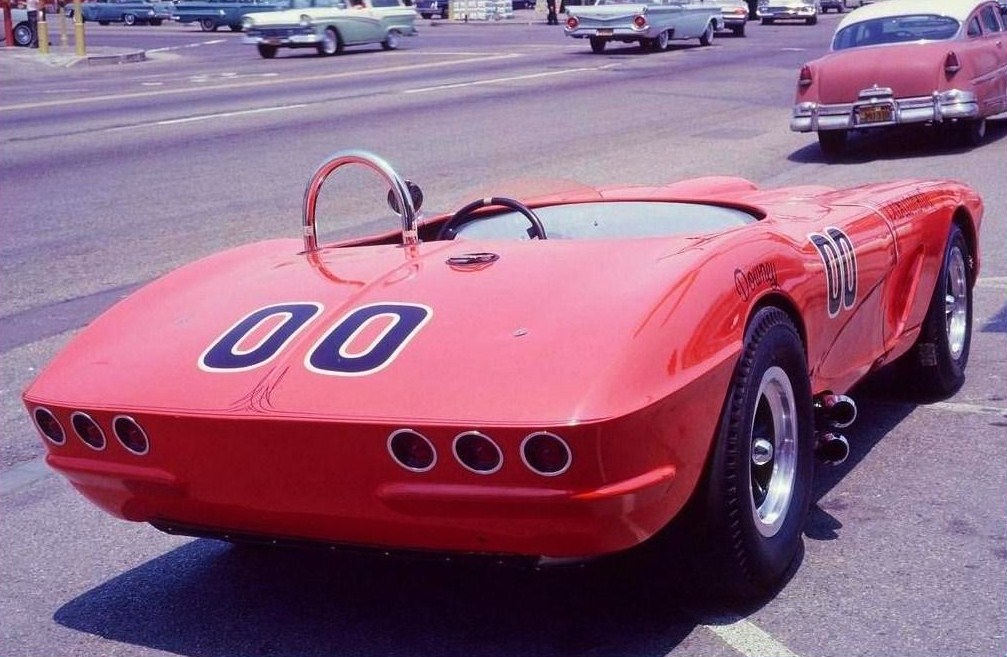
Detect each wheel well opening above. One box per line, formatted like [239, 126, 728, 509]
[952, 207, 978, 286]
[750, 293, 808, 357]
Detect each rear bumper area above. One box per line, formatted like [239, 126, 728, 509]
[791, 90, 980, 132]
[48, 452, 680, 558]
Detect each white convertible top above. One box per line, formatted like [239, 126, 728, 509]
[837, 0, 985, 29]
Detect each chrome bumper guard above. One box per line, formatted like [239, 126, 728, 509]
[791, 89, 980, 133]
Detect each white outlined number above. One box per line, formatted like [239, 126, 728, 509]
[200, 302, 432, 375]
[809, 228, 857, 318]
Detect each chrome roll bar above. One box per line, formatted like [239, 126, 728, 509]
[301, 150, 419, 252]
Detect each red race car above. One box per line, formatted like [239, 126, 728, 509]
[24, 151, 982, 598]
[790, 0, 1007, 158]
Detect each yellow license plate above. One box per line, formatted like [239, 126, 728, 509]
[856, 104, 893, 124]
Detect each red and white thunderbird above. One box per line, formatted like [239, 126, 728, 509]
[791, 0, 1007, 157]
[23, 151, 982, 598]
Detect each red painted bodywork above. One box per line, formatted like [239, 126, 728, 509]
[23, 176, 983, 559]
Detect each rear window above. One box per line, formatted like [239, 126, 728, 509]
[833, 14, 960, 50]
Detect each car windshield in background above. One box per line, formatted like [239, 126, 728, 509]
[832, 14, 960, 50]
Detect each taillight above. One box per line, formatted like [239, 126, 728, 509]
[388, 429, 436, 472]
[944, 51, 961, 75]
[114, 416, 150, 455]
[566, 15, 578, 28]
[33, 407, 65, 445]
[798, 64, 813, 87]
[71, 412, 106, 451]
[453, 431, 502, 474]
[632, 14, 647, 29]
[521, 432, 572, 476]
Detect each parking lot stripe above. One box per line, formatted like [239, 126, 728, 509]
[403, 64, 616, 94]
[695, 613, 801, 657]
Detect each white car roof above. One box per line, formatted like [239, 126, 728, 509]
[837, 0, 985, 29]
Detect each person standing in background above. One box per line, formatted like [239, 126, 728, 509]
[546, 0, 558, 24]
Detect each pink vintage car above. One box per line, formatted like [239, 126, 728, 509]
[790, 0, 1007, 157]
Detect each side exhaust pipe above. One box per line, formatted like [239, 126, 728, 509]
[815, 393, 857, 429]
[815, 432, 850, 465]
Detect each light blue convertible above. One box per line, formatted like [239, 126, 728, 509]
[242, 0, 418, 58]
[564, 0, 723, 52]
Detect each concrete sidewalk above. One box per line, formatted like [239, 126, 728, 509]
[0, 43, 146, 68]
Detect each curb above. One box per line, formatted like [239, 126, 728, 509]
[0, 45, 146, 68]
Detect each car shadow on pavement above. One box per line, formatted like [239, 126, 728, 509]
[787, 118, 1007, 164]
[53, 530, 734, 657]
[805, 369, 919, 541]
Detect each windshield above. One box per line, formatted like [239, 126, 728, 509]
[833, 14, 960, 50]
[452, 201, 756, 240]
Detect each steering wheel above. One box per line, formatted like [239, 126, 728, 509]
[437, 197, 548, 241]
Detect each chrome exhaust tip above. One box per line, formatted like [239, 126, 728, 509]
[815, 432, 850, 465]
[815, 393, 858, 429]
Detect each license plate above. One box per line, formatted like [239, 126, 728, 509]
[855, 104, 893, 124]
[595, 28, 613, 35]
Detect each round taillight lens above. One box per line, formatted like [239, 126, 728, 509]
[388, 429, 436, 472]
[521, 432, 571, 476]
[71, 412, 106, 450]
[114, 416, 149, 455]
[33, 407, 65, 445]
[566, 15, 578, 28]
[453, 432, 502, 474]
[632, 14, 647, 28]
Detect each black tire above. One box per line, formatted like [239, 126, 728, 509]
[896, 224, 972, 399]
[700, 307, 815, 599]
[317, 26, 340, 55]
[150, 18, 163, 25]
[123, 12, 136, 25]
[199, 17, 218, 31]
[806, 14, 817, 25]
[960, 118, 987, 147]
[13, 22, 34, 47]
[98, 20, 110, 25]
[732, 22, 746, 36]
[229, 24, 243, 31]
[699, 21, 714, 45]
[589, 36, 606, 53]
[649, 30, 669, 51]
[257, 43, 278, 58]
[381, 29, 401, 50]
[761, 17, 773, 24]
[817, 129, 847, 159]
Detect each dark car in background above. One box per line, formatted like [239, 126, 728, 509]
[173, 0, 287, 31]
[67, 0, 175, 24]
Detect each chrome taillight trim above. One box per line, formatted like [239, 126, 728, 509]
[113, 415, 150, 456]
[387, 428, 437, 473]
[520, 431, 572, 476]
[71, 411, 106, 451]
[452, 431, 503, 475]
[32, 407, 66, 446]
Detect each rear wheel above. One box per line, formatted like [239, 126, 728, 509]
[382, 29, 401, 50]
[806, 14, 817, 24]
[731, 22, 746, 36]
[199, 17, 218, 31]
[257, 43, 278, 58]
[699, 21, 714, 45]
[960, 118, 987, 147]
[122, 12, 136, 25]
[650, 30, 669, 51]
[896, 224, 972, 399]
[13, 22, 34, 46]
[817, 129, 847, 159]
[150, 18, 163, 25]
[700, 307, 815, 599]
[761, 17, 773, 24]
[589, 36, 606, 53]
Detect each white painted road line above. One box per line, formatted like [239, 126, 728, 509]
[404, 64, 616, 93]
[0, 53, 523, 113]
[693, 613, 801, 657]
